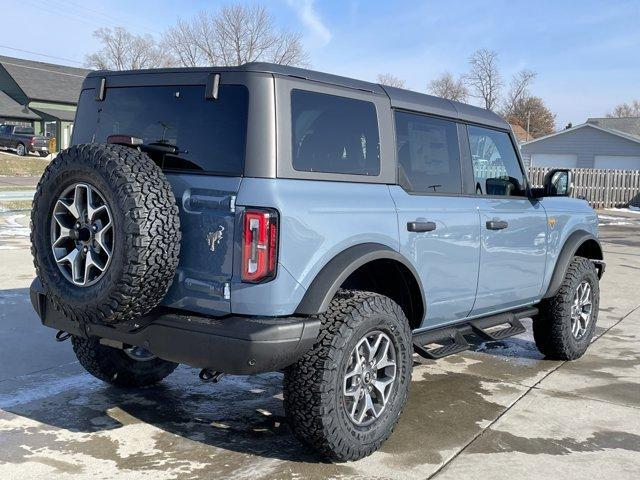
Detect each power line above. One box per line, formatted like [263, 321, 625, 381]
[0, 45, 84, 66]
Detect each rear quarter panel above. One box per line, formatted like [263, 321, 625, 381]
[538, 197, 599, 296]
[233, 178, 399, 316]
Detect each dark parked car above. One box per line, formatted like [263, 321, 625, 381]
[0, 124, 50, 156]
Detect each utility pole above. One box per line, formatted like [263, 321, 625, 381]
[526, 110, 531, 140]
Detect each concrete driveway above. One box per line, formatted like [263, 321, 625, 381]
[0, 212, 638, 479]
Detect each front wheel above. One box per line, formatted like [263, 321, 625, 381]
[72, 336, 178, 387]
[533, 256, 600, 360]
[283, 290, 412, 461]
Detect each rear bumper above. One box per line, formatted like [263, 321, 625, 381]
[30, 279, 320, 375]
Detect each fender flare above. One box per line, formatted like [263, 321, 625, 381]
[543, 230, 603, 299]
[294, 243, 425, 315]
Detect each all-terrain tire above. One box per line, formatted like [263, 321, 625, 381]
[533, 256, 600, 360]
[283, 290, 412, 461]
[72, 336, 178, 387]
[31, 144, 181, 324]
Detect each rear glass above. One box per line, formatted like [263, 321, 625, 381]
[73, 85, 249, 175]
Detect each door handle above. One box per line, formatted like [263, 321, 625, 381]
[486, 220, 509, 230]
[407, 221, 437, 232]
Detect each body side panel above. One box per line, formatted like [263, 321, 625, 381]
[232, 178, 400, 316]
[537, 197, 599, 296]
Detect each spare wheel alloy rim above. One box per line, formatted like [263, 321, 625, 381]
[50, 182, 114, 287]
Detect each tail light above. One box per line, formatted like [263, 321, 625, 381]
[29, 138, 35, 146]
[241, 208, 278, 283]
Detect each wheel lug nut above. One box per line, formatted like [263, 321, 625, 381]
[83, 246, 88, 253]
[92, 225, 98, 231]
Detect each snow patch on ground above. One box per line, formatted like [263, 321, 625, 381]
[606, 206, 640, 214]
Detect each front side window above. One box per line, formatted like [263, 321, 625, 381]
[468, 125, 526, 196]
[395, 112, 462, 194]
[72, 85, 249, 175]
[291, 90, 380, 176]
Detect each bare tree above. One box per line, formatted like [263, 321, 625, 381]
[427, 72, 468, 102]
[162, 19, 203, 67]
[502, 69, 537, 116]
[377, 73, 406, 88]
[85, 27, 169, 70]
[507, 96, 555, 138]
[607, 100, 640, 117]
[464, 48, 502, 110]
[163, 5, 309, 67]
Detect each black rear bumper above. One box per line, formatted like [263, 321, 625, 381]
[30, 279, 320, 375]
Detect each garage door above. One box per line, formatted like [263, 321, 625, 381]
[531, 154, 578, 168]
[594, 155, 640, 170]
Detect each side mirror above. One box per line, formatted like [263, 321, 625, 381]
[542, 169, 573, 197]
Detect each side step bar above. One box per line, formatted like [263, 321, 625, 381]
[412, 307, 538, 360]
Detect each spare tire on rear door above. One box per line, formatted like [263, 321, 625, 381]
[31, 143, 181, 325]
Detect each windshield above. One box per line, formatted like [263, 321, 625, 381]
[72, 84, 249, 176]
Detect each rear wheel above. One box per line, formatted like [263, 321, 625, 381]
[283, 290, 412, 461]
[533, 256, 600, 360]
[72, 336, 178, 387]
[16, 143, 26, 156]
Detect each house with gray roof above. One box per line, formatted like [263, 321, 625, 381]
[0, 55, 90, 152]
[520, 117, 640, 170]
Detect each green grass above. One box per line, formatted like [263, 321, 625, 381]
[0, 152, 49, 177]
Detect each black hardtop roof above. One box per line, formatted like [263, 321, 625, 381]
[87, 62, 509, 130]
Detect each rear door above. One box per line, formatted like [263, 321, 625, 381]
[72, 73, 255, 316]
[466, 125, 548, 315]
[391, 112, 481, 328]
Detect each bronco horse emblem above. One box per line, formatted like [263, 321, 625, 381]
[206, 226, 225, 252]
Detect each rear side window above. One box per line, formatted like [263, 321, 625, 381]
[467, 125, 526, 196]
[291, 90, 380, 176]
[14, 127, 34, 135]
[72, 85, 249, 175]
[394, 112, 462, 194]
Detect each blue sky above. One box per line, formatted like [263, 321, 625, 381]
[1, 0, 638, 127]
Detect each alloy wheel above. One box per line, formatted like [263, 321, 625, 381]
[570, 281, 593, 340]
[343, 330, 397, 427]
[50, 183, 113, 287]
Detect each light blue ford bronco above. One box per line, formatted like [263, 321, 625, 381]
[29, 63, 604, 461]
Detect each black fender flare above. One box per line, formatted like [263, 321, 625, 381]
[543, 230, 603, 299]
[294, 243, 425, 315]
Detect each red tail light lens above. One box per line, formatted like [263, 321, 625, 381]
[241, 208, 279, 283]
